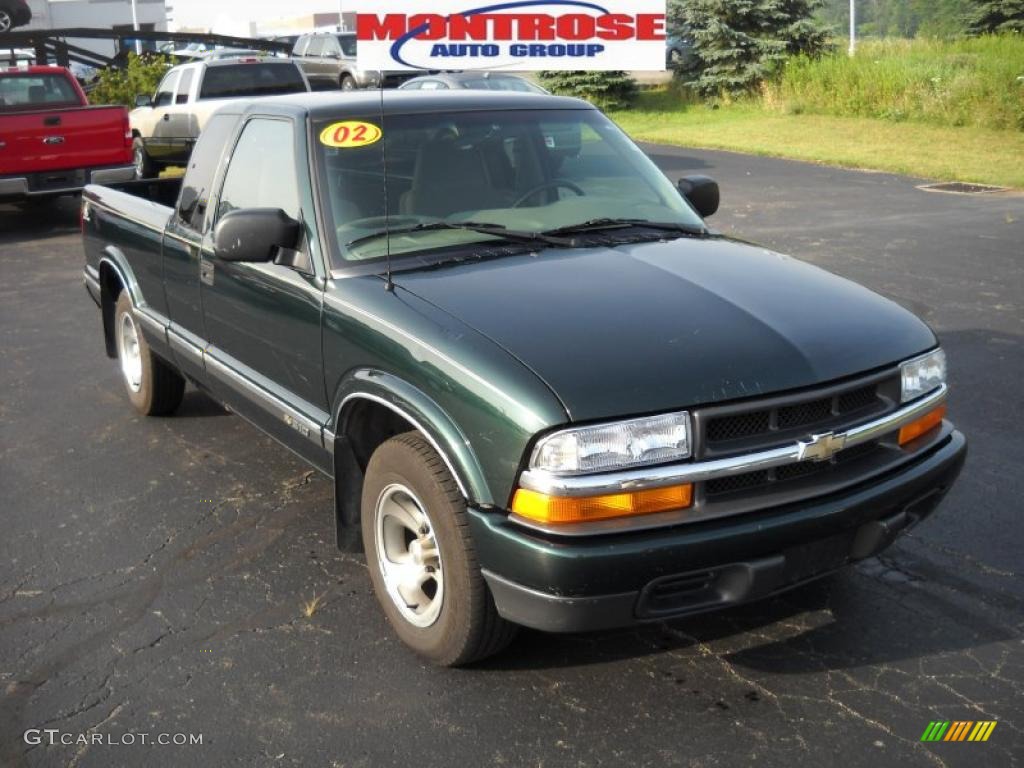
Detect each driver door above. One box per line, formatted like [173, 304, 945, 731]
[200, 116, 331, 471]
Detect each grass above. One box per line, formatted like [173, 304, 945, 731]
[301, 593, 326, 618]
[609, 90, 1024, 189]
[767, 36, 1024, 131]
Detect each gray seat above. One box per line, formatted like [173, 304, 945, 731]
[403, 137, 513, 218]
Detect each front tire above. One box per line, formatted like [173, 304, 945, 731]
[362, 433, 516, 666]
[114, 292, 184, 416]
[0, 11, 12, 33]
[340, 74, 357, 91]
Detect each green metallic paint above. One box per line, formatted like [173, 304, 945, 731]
[322, 276, 569, 507]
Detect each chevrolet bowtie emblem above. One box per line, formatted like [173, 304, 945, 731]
[797, 432, 848, 463]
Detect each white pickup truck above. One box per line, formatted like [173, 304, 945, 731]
[130, 56, 310, 178]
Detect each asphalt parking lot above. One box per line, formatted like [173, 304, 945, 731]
[1, 147, 1022, 768]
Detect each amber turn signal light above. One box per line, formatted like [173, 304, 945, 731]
[898, 404, 947, 446]
[511, 484, 694, 526]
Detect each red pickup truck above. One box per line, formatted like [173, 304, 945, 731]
[0, 66, 135, 202]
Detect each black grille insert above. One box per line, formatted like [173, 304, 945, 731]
[704, 440, 887, 498]
[704, 382, 887, 453]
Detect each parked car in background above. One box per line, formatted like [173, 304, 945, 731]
[0, 0, 31, 34]
[666, 31, 699, 71]
[398, 72, 548, 94]
[0, 66, 134, 202]
[292, 32, 417, 90]
[199, 49, 265, 62]
[130, 56, 310, 177]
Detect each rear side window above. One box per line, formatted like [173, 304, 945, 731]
[337, 36, 358, 57]
[217, 119, 300, 221]
[0, 74, 79, 109]
[292, 37, 309, 56]
[198, 64, 306, 100]
[177, 113, 239, 232]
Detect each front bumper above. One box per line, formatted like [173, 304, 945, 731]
[0, 165, 135, 202]
[472, 430, 966, 633]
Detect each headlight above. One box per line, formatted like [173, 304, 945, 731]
[901, 349, 947, 403]
[530, 412, 691, 475]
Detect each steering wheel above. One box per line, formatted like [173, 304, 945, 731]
[513, 180, 585, 208]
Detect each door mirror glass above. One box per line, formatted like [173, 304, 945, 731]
[214, 208, 301, 262]
[134, 94, 152, 108]
[677, 175, 720, 218]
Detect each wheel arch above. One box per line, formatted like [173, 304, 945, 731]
[329, 369, 493, 549]
[98, 249, 138, 359]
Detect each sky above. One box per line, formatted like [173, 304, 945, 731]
[169, 0, 344, 34]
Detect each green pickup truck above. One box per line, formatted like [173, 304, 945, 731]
[82, 91, 966, 666]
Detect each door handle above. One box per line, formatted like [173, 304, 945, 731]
[162, 114, 171, 121]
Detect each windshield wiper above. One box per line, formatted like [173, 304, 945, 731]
[346, 221, 572, 250]
[543, 218, 709, 238]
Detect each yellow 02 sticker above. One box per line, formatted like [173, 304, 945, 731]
[320, 121, 382, 149]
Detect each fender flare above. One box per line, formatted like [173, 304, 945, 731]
[97, 248, 140, 357]
[330, 368, 494, 507]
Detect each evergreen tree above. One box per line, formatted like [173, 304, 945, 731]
[669, 0, 830, 97]
[537, 71, 637, 109]
[968, 0, 1024, 34]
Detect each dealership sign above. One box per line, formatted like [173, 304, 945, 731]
[353, 0, 667, 72]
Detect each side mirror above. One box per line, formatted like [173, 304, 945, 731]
[678, 175, 720, 218]
[214, 208, 301, 262]
[134, 94, 153, 108]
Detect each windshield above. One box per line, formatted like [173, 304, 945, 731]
[316, 109, 705, 267]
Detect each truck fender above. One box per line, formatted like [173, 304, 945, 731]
[328, 369, 493, 550]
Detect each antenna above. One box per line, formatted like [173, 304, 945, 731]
[380, 75, 393, 292]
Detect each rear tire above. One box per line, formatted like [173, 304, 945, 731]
[0, 11, 12, 33]
[362, 432, 517, 666]
[132, 138, 157, 179]
[114, 292, 184, 416]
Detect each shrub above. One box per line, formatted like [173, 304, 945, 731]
[89, 53, 172, 108]
[537, 71, 638, 109]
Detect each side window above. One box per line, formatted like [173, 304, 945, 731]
[175, 69, 194, 104]
[322, 37, 341, 57]
[292, 37, 308, 56]
[305, 37, 324, 57]
[217, 119, 301, 223]
[153, 71, 179, 108]
[176, 114, 239, 232]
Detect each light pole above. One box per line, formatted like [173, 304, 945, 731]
[130, 0, 141, 55]
[338, 0, 344, 31]
[849, 0, 856, 56]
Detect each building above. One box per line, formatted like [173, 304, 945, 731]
[252, 12, 356, 39]
[19, 0, 169, 58]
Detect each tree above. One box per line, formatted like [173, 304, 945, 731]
[669, 0, 830, 97]
[968, 0, 1024, 34]
[89, 53, 172, 108]
[537, 71, 637, 109]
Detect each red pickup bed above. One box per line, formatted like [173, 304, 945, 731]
[0, 66, 135, 201]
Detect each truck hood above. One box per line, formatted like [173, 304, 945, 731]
[394, 237, 937, 422]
